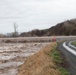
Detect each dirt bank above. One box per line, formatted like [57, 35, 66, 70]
[17, 43, 60, 75]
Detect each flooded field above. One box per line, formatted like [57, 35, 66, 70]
[0, 42, 49, 75]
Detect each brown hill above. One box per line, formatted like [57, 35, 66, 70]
[20, 19, 76, 37]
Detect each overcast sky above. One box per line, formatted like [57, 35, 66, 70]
[0, 0, 76, 33]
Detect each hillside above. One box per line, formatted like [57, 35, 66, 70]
[20, 19, 76, 37]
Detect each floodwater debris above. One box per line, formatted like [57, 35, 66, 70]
[0, 43, 49, 75]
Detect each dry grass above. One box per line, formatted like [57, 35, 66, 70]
[17, 42, 60, 75]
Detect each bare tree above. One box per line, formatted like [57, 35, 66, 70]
[13, 23, 18, 37]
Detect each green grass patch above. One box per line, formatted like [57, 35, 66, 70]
[49, 43, 70, 75]
[71, 41, 76, 47]
[58, 67, 70, 75]
[51, 49, 63, 64]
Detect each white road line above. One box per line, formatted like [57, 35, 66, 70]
[63, 42, 76, 56]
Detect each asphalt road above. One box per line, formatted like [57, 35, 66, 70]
[58, 41, 76, 75]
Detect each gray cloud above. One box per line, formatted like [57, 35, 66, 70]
[0, 0, 76, 33]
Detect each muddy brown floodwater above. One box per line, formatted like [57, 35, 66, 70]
[0, 42, 50, 75]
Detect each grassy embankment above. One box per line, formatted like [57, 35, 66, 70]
[17, 42, 69, 75]
[71, 41, 76, 47]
